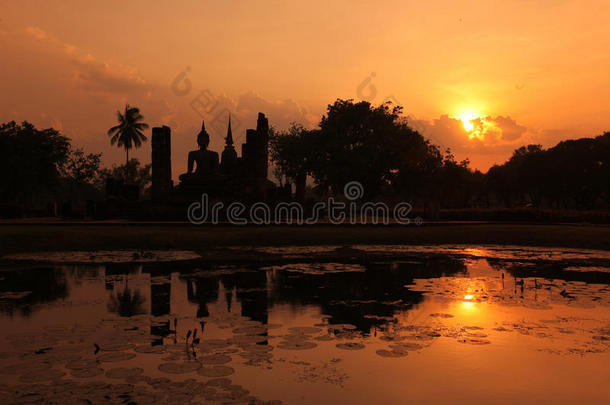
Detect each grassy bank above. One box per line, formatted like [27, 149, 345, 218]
[1, 222, 610, 255]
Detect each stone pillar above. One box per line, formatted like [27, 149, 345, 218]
[255, 113, 269, 180]
[151, 126, 172, 202]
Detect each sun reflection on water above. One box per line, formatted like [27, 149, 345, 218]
[1, 252, 610, 404]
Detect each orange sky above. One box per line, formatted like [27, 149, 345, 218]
[1, 0, 609, 177]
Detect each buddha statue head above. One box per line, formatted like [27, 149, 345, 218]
[197, 121, 210, 150]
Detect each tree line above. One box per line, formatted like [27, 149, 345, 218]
[0, 105, 151, 216]
[271, 99, 610, 210]
[1, 99, 609, 217]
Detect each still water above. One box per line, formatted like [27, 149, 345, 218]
[1, 246, 609, 404]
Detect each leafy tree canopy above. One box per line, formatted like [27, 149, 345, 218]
[0, 121, 70, 204]
[272, 99, 440, 198]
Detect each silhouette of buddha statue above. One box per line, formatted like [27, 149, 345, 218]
[178, 121, 219, 184]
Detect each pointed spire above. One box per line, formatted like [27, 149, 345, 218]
[226, 114, 233, 146]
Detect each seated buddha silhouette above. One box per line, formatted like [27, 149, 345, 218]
[178, 121, 220, 184]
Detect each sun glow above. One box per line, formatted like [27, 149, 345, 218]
[458, 111, 478, 133]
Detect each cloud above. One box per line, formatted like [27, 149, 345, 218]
[407, 114, 531, 170]
[159, 86, 312, 143]
[70, 58, 148, 94]
[409, 114, 528, 147]
[24, 26, 148, 94]
[486, 116, 527, 141]
[407, 114, 466, 152]
[235, 92, 312, 130]
[4, 25, 537, 174]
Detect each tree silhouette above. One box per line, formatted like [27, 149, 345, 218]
[97, 159, 152, 198]
[107, 105, 149, 165]
[0, 121, 70, 206]
[487, 134, 610, 209]
[61, 147, 102, 203]
[270, 123, 319, 201]
[313, 99, 434, 198]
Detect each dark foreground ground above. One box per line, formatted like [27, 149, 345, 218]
[1, 222, 610, 257]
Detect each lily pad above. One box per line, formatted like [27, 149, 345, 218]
[206, 377, 232, 387]
[457, 338, 491, 345]
[66, 359, 98, 370]
[0, 361, 52, 375]
[19, 369, 66, 382]
[100, 342, 135, 352]
[239, 352, 273, 360]
[328, 324, 357, 331]
[71, 367, 104, 378]
[105, 367, 144, 379]
[158, 361, 201, 374]
[232, 326, 268, 335]
[288, 327, 322, 335]
[336, 342, 365, 350]
[429, 313, 454, 318]
[97, 352, 136, 362]
[197, 365, 235, 377]
[231, 335, 268, 344]
[389, 342, 423, 351]
[277, 341, 318, 350]
[376, 349, 408, 358]
[201, 339, 232, 349]
[201, 354, 232, 365]
[135, 345, 166, 354]
[240, 344, 273, 353]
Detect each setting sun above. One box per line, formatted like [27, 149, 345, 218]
[458, 112, 478, 133]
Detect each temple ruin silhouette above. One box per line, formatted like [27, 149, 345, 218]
[151, 112, 274, 204]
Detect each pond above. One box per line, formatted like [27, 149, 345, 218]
[1, 245, 609, 404]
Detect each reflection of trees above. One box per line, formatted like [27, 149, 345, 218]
[107, 286, 146, 317]
[0, 266, 68, 317]
[105, 263, 147, 317]
[182, 257, 466, 333]
[502, 261, 610, 285]
[222, 271, 268, 324]
[268, 257, 466, 332]
[0, 257, 467, 332]
[63, 265, 102, 287]
[185, 269, 268, 324]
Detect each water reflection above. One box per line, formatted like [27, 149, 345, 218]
[0, 267, 68, 317]
[1, 250, 610, 404]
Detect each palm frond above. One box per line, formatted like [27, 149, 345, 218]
[107, 104, 149, 161]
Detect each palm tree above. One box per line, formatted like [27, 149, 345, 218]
[107, 286, 146, 317]
[107, 104, 149, 164]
